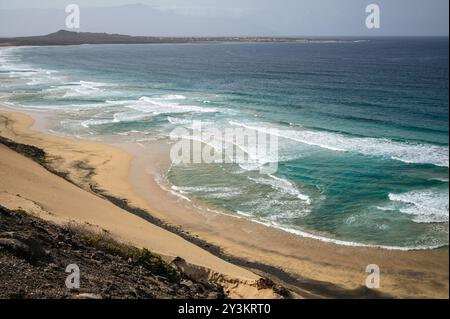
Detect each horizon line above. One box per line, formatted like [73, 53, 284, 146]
[1, 29, 449, 39]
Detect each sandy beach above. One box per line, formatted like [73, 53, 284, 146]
[1, 106, 448, 298]
[0, 107, 286, 299]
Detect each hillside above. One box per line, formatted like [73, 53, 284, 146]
[0, 205, 225, 299]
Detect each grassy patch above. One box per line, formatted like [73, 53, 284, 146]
[131, 248, 180, 282]
[66, 222, 180, 282]
[12, 208, 28, 216]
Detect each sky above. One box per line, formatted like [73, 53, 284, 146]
[0, 0, 448, 37]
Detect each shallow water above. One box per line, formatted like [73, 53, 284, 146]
[0, 39, 448, 249]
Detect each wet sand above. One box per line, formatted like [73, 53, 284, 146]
[1, 107, 448, 298]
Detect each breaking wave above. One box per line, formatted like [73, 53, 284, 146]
[229, 121, 449, 167]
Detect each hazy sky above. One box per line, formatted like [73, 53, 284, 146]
[0, 0, 448, 37]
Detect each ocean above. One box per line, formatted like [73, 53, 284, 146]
[0, 38, 448, 250]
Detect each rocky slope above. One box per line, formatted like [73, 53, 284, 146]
[0, 205, 225, 299]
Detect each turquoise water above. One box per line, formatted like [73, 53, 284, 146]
[0, 39, 448, 249]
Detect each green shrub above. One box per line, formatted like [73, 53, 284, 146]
[132, 248, 180, 283]
[12, 208, 28, 216]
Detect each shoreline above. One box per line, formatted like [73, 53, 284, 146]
[1, 106, 449, 298]
[18, 105, 445, 252]
[1, 107, 292, 299]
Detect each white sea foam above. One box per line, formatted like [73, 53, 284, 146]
[81, 118, 117, 128]
[229, 121, 449, 167]
[430, 178, 449, 183]
[167, 116, 191, 125]
[163, 185, 190, 202]
[248, 175, 311, 203]
[253, 219, 445, 251]
[125, 96, 217, 115]
[171, 185, 242, 199]
[112, 111, 152, 123]
[152, 175, 192, 202]
[159, 94, 187, 100]
[77, 95, 218, 127]
[44, 81, 111, 98]
[0, 48, 64, 86]
[388, 190, 449, 223]
[168, 184, 446, 250]
[236, 210, 253, 217]
[162, 186, 191, 202]
[172, 185, 239, 193]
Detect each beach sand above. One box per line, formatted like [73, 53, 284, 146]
[0, 108, 284, 299]
[1, 107, 448, 298]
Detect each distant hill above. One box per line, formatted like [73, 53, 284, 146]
[0, 29, 344, 46]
